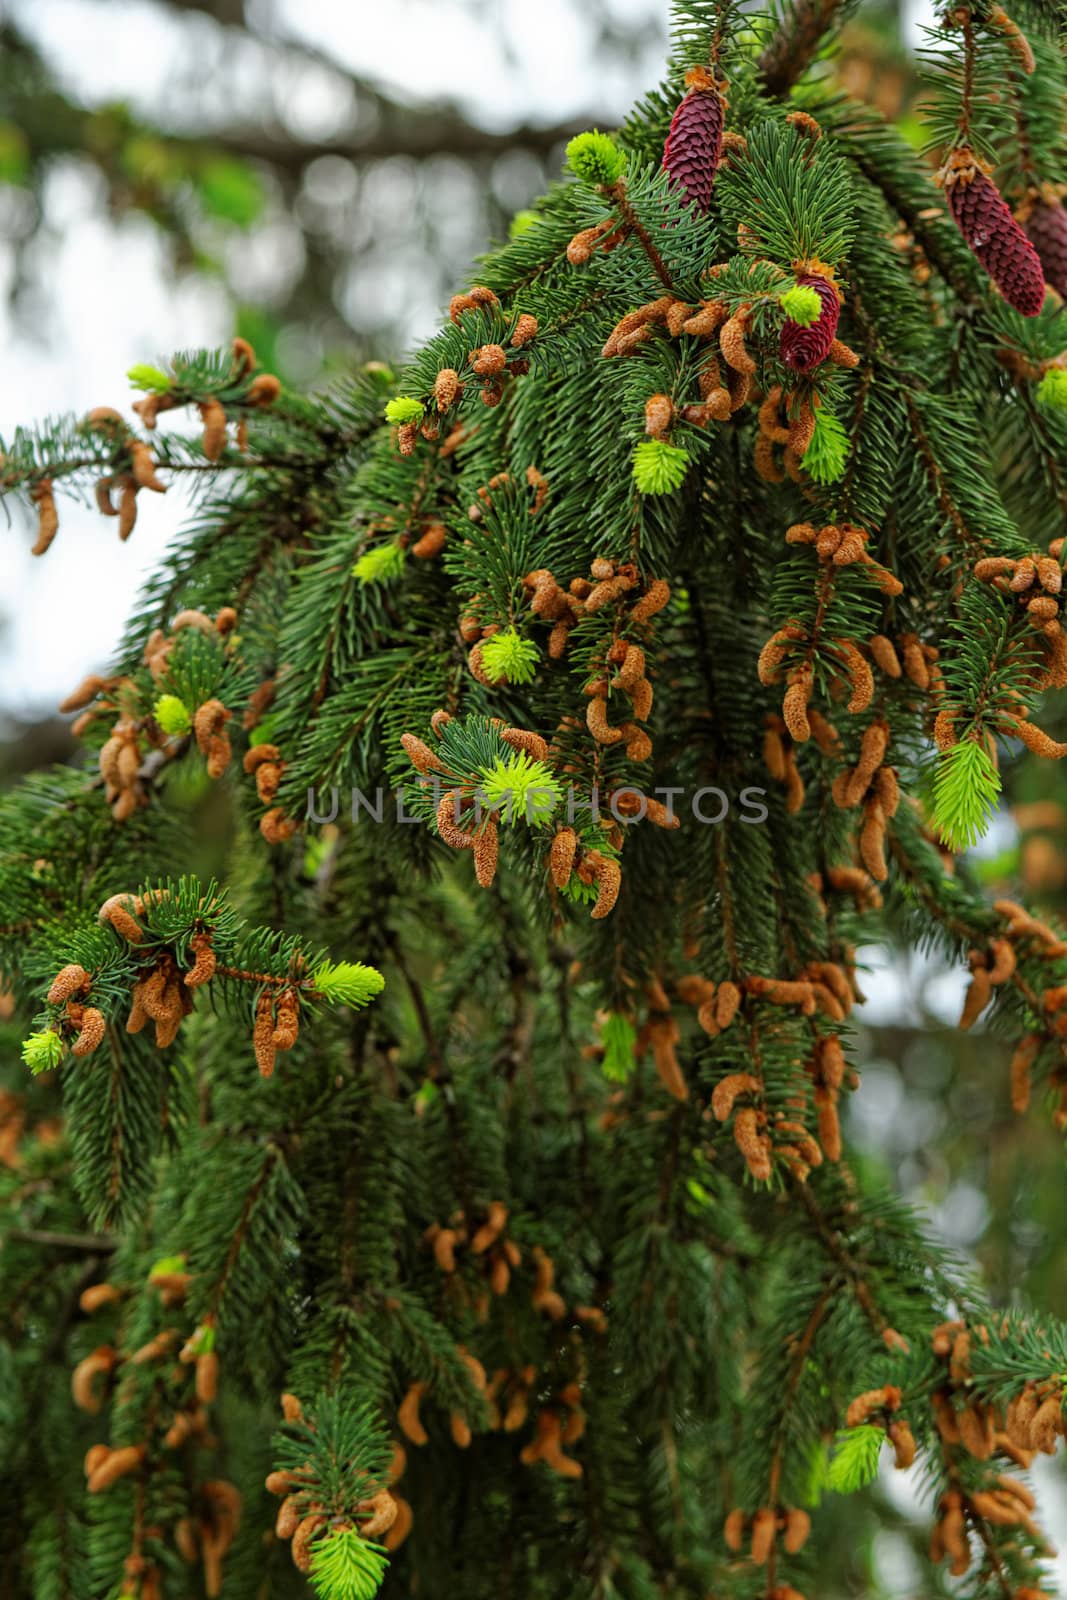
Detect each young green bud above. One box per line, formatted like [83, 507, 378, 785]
[1037, 367, 1067, 411]
[311, 961, 386, 1008]
[478, 752, 563, 826]
[565, 131, 626, 187]
[21, 1029, 64, 1074]
[384, 396, 425, 425]
[800, 407, 849, 484]
[479, 629, 540, 685]
[127, 363, 173, 391]
[352, 543, 406, 585]
[153, 693, 193, 736]
[779, 282, 823, 327]
[632, 439, 690, 495]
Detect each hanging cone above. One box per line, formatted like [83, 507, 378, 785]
[1024, 198, 1067, 299]
[942, 150, 1045, 316]
[779, 275, 840, 373]
[661, 66, 724, 213]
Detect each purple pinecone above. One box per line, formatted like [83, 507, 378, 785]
[662, 67, 724, 213]
[945, 154, 1045, 317]
[779, 275, 840, 373]
[1025, 199, 1067, 299]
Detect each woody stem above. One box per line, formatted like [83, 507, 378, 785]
[603, 181, 675, 293]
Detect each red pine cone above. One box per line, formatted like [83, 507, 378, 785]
[662, 69, 723, 213]
[1024, 200, 1067, 299]
[779, 275, 840, 373]
[945, 160, 1045, 317]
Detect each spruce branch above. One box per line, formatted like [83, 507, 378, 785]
[5, 13, 1067, 1597]
[757, 0, 846, 96]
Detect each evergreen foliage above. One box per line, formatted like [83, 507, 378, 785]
[4, 2, 1067, 1597]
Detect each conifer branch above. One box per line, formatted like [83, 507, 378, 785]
[4, 13, 1067, 1595]
[602, 178, 677, 292]
[757, 0, 845, 96]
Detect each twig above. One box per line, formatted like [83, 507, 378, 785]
[604, 180, 675, 293]
[7, 1227, 116, 1252]
[757, 0, 844, 98]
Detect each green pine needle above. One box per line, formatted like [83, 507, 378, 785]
[479, 629, 539, 685]
[383, 396, 424, 425]
[21, 1030, 64, 1075]
[565, 131, 626, 187]
[308, 1527, 389, 1600]
[632, 439, 690, 495]
[826, 1424, 884, 1494]
[779, 283, 822, 327]
[1037, 367, 1067, 411]
[477, 752, 563, 826]
[353, 543, 406, 586]
[509, 209, 539, 239]
[601, 1013, 637, 1081]
[801, 408, 850, 485]
[312, 961, 386, 1008]
[932, 739, 1001, 852]
[153, 694, 192, 736]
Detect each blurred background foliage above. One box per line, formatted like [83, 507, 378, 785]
[0, 0, 931, 373]
[2, 2, 1067, 1590]
[0, 0, 666, 375]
